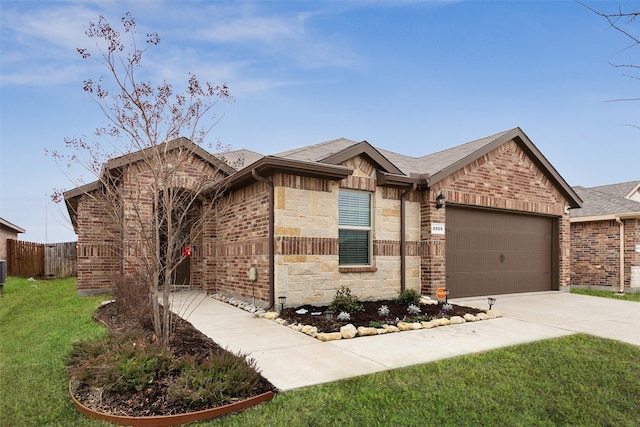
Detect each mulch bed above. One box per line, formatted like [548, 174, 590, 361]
[280, 299, 485, 333]
[70, 301, 276, 418]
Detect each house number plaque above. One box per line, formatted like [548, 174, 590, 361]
[431, 223, 445, 235]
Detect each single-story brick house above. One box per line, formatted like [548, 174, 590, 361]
[0, 217, 25, 260]
[65, 127, 582, 306]
[570, 181, 640, 292]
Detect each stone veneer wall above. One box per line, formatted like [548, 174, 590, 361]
[571, 218, 640, 289]
[273, 157, 421, 307]
[422, 139, 572, 295]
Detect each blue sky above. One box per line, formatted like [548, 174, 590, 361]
[1, 1, 638, 243]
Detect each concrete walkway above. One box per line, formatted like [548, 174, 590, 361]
[168, 291, 639, 391]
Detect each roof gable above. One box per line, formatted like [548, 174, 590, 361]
[0, 217, 25, 234]
[423, 128, 581, 208]
[270, 129, 581, 204]
[104, 137, 236, 176]
[275, 138, 403, 175]
[320, 141, 404, 175]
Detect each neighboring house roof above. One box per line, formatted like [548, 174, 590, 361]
[588, 181, 640, 202]
[570, 181, 640, 221]
[0, 217, 25, 234]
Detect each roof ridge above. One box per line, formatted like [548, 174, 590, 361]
[273, 137, 357, 158]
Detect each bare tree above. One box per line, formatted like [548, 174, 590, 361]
[50, 13, 235, 345]
[581, 2, 639, 111]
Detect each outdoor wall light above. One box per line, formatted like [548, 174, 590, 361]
[436, 193, 445, 209]
[325, 310, 335, 321]
[278, 295, 287, 312]
[488, 297, 496, 310]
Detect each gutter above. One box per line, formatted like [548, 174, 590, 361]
[400, 183, 417, 292]
[251, 169, 275, 309]
[615, 217, 625, 294]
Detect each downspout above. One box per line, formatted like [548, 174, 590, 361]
[251, 169, 275, 309]
[615, 217, 625, 294]
[400, 183, 417, 292]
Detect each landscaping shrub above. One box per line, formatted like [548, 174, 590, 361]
[67, 334, 173, 393]
[168, 351, 263, 407]
[396, 289, 421, 306]
[328, 286, 364, 314]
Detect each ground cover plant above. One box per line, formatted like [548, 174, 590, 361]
[3, 277, 640, 426]
[571, 288, 640, 302]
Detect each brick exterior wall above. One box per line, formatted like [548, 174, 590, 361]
[422, 139, 572, 295]
[420, 192, 446, 296]
[571, 218, 640, 289]
[205, 180, 271, 303]
[76, 192, 122, 294]
[75, 151, 224, 294]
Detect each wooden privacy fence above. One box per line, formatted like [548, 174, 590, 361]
[6, 240, 77, 279]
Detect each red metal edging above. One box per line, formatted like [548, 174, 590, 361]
[70, 382, 274, 426]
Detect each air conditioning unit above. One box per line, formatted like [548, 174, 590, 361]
[0, 259, 6, 292]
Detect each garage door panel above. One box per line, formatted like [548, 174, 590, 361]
[446, 207, 553, 298]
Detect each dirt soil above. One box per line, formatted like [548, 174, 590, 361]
[70, 301, 276, 418]
[280, 299, 485, 333]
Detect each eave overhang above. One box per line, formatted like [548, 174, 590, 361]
[63, 181, 101, 233]
[204, 156, 353, 194]
[376, 171, 428, 188]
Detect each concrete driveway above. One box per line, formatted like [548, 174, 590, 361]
[170, 291, 639, 391]
[452, 291, 640, 347]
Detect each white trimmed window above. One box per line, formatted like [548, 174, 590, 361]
[338, 189, 372, 265]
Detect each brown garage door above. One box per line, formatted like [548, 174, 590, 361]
[446, 206, 553, 298]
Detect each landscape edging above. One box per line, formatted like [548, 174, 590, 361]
[69, 381, 274, 427]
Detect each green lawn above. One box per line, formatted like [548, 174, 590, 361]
[0, 277, 110, 426]
[571, 287, 640, 302]
[2, 277, 639, 426]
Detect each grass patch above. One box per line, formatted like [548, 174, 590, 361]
[0, 277, 110, 426]
[2, 277, 639, 426]
[571, 288, 640, 302]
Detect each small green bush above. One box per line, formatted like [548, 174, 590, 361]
[396, 289, 421, 306]
[67, 334, 173, 393]
[168, 351, 262, 407]
[328, 286, 364, 314]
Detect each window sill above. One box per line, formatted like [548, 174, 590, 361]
[339, 266, 377, 273]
